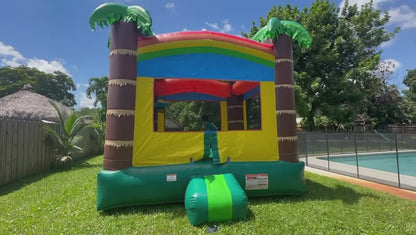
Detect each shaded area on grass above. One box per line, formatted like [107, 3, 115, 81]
[0, 155, 102, 196]
[102, 201, 257, 226]
[246, 179, 374, 207]
[102, 202, 187, 218]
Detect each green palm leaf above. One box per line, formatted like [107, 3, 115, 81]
[64, 114, 77, 136]
[71, 135, 83, 145]
[49, 101, 67, 136]
[126, 6, 153, 36]
[252, 17, 286, 42]
[69, 115, 90, 137]
[251, 17, 312, 49]
[89, 3, 127, 30]
[281, 20, 312, 48]
[89, 3, 153, 36]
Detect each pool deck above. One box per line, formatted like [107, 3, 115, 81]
[305, 166, 416, 201]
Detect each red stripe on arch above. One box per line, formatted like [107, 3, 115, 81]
[232, 81, 260, 96]
[155, 79, 231, 98]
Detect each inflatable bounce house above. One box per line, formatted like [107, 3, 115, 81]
[90, 3, 312, 225]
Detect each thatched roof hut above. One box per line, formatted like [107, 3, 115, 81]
[0, 84, 73, 122]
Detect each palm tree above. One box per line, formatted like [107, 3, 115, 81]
[86, 76, 108, 121]
[252, 18, 312, 163]
[44, 102, 90, 163]
[86, 76, 108, 108]
[90, 3, 153, 170]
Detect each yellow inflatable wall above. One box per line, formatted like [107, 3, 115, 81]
[133, 77, 279, 166]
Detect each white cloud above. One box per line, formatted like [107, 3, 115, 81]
[1, 57, 22, 67]
[0, 41, 70, 76]
[389, 5, 416, 29]
[75, 83, 89, 89]
[0, 42, 25, 60]
[380, 38, 396, 48]
[339, 1, 416, 30]
[79, 93, 95, 109]
[339, 0, 392, 9]
[27, 58, 70, 75]
[165, 2, 176, 13]
[206, 22, 220, 31]
[165, 2, 175, 9]
[182, 28, 189, 32]
[201, 28, 208, 31]
[0, 42, 26, 67]
[222, 19, 232, 33]
[205, 19, 233, 33]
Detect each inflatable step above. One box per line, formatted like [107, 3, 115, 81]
[185, 173, 248, 226]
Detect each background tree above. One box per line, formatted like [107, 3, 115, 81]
[165, 101, 220, 131]
[244, 0, 399, 129]
[402, 68, 416, 124]
[367, 84, 404, 128]
[403, 68, 416, 102]
[86, 76, 108, 120]
[0, 66, 77, 107]
[74, 107, 100, 117]
[246, 96, 261, 129]
[365, 60, 405, 128]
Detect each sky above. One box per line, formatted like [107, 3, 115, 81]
[0, 0, 415, 109]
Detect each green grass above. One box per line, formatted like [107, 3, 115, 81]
[1, 155, 416, 234]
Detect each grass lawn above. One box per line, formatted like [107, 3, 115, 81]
[1, 155, 416, 234]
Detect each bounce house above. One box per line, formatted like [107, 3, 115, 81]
[90, 3, 312, 225]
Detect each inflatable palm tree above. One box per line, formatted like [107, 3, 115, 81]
[90, 3, 153, 170]
[252, 18, 311, 162]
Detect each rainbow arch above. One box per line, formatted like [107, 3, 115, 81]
[137, 31, 275, 81]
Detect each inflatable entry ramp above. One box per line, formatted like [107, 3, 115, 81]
[185, 173, 248, 226]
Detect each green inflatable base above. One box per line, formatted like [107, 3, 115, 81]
[97, 160, 305, 210]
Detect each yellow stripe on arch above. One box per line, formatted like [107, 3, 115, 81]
[137, 39, 275, 62]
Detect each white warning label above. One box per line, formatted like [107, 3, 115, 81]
[166, 174, 177, 182]
[245, 174, 268, 190]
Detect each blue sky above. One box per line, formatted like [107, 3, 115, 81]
[0, 0, 415, 109]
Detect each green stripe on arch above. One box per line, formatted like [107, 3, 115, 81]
[205, 174, 233, 222]
[137, 47, 275, 68]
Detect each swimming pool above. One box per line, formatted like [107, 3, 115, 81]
[318, 151, 416, 177]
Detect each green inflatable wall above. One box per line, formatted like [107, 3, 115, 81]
[97, 160, 305, 210]
[185, 173, 248, 225]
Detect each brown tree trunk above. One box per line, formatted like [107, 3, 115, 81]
[273, 34, 298, 162]
[103, 21, 138, 170]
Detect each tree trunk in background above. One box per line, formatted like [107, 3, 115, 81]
[104, 21, 138, 170]
[227, 94, 244, 130]
[273, 34, 298, 162]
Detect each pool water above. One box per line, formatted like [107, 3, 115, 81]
[318, 151, 416, 177]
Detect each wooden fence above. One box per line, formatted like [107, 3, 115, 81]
[0, 118, 99, 186]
